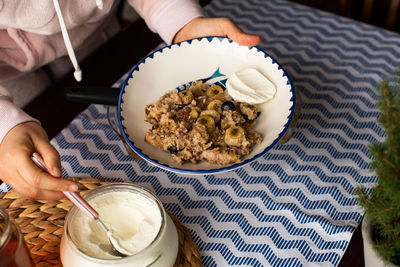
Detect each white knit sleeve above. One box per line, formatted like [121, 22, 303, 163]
[0, 86, 39, 144]
[129, 0, 204, 45]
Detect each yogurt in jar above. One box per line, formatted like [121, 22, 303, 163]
[60, 184, 178, 267]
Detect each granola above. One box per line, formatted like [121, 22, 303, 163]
[144, 81, 262, 165]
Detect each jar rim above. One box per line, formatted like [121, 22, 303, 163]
[64, 183, 167, 262]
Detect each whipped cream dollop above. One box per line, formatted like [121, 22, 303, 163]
[69, 191, 162, 259]
[226, 68, 276, 104]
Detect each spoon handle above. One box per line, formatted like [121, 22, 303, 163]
[31, 152, 99, 220]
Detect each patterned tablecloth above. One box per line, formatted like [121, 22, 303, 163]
[2, 0, 400, 266]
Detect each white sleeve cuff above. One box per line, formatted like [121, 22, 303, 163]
[0, 96, 39, 144]
[149, 0, 204, 45]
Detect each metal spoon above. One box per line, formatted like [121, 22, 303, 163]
[31, 152, 132, 257]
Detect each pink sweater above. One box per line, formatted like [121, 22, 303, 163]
[0, 0, 203, 143]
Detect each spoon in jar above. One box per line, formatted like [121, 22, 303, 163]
[31, 152, 132, 257]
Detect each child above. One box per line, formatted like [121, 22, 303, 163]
[0, 0, 260, 200]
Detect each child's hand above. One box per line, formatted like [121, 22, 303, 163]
[173, 17, 261, 46]
[0, 122, 78, 200]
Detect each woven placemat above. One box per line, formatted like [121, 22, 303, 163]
[0, 178, 201, 267]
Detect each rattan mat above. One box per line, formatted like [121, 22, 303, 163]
[0, 178, 201, 267]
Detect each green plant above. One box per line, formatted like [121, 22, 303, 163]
[356, 78, 400, 265]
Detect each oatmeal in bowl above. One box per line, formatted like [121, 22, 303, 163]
[144, 81, 262, 165]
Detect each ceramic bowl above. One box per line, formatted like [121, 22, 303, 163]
[118, 37, 295, 174]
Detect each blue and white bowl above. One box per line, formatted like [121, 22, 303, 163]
[118, 37, 295, 175]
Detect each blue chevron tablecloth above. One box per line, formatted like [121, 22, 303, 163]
[2, 0, 400, 266]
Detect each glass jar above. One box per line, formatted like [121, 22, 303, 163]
[0, 205, 34, 267]
[60, 183, 178, 267]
